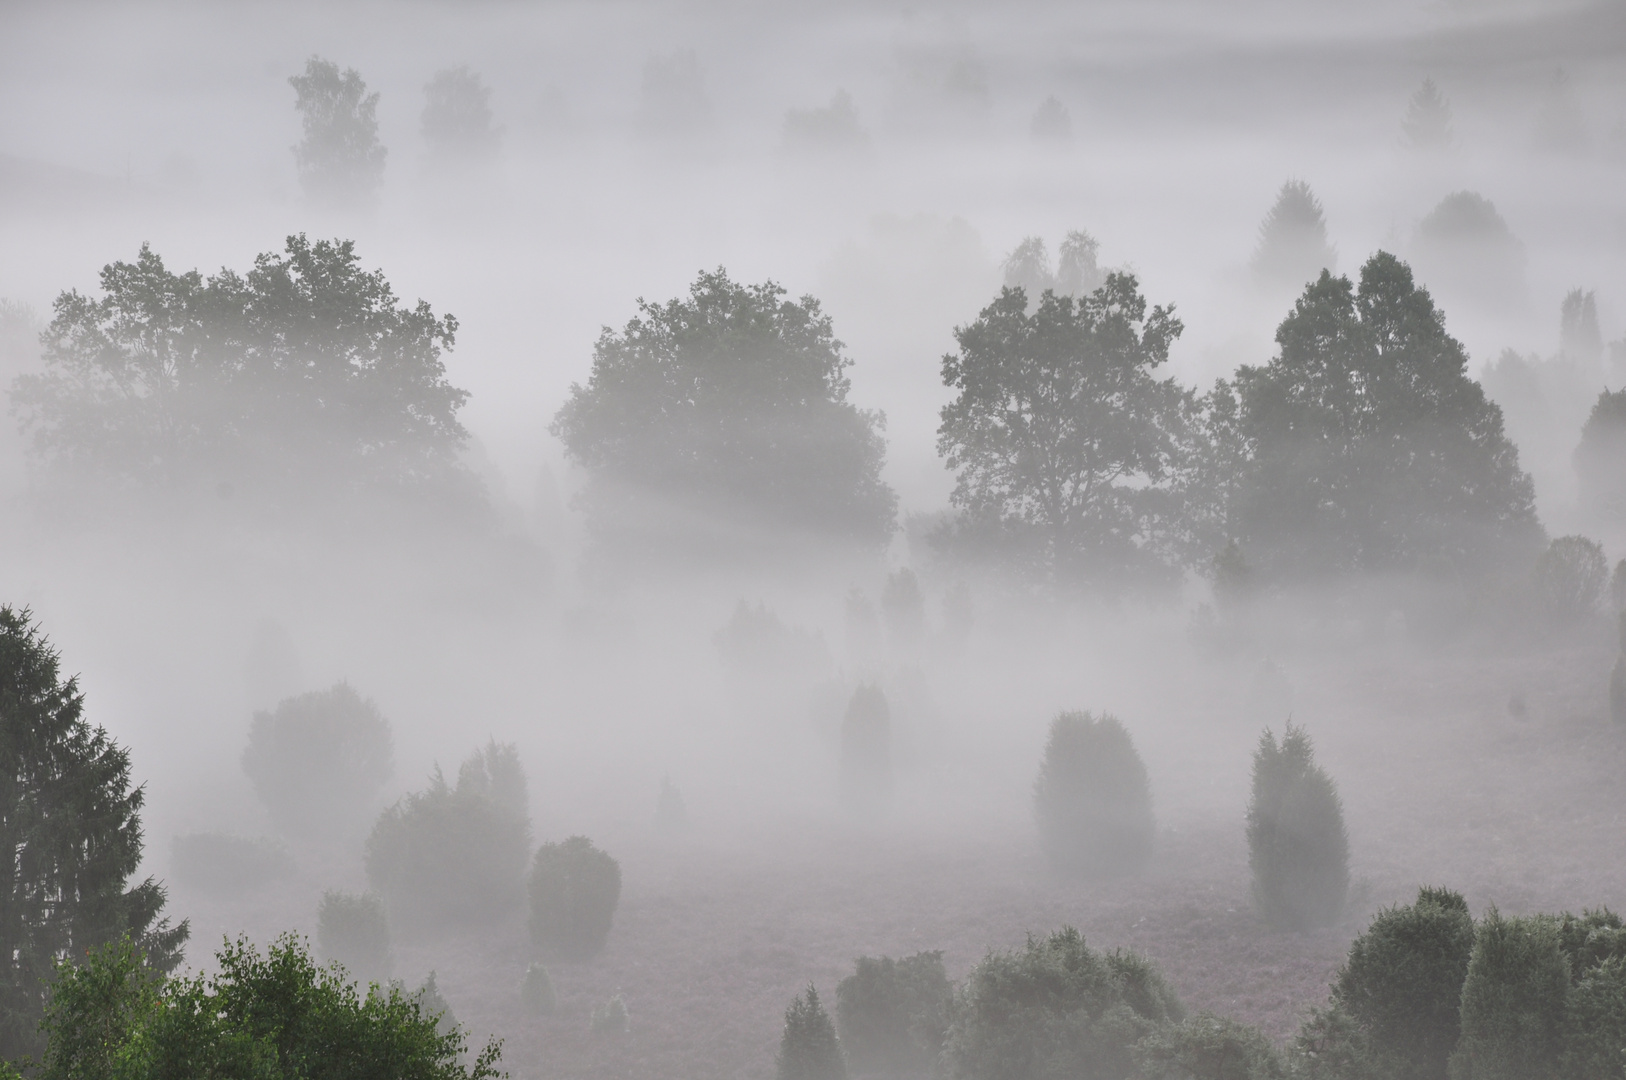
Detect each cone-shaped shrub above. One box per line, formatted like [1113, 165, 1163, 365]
[1136, 1014, 1287, 1080]
[520, 962, 556, 1015]
[778, 985, 846, 1080]
[1333, 887, 1474, 1080]
[1610, 614, 1625, 724]
[835, 951, 952, 1077]
[316, 889, 392, 985]
[1560, 955, 1626, 1080]
[1033, 711, 1154, 878]
[1247, 723, 1348, 929]
[528, 836, 622, 962]
[1448, 909, 1568, 1080]
[840, 685, 892, 812]
[941, 927, 1182, 1080]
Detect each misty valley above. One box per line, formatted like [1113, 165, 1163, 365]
[2, 2, 1626, 1079]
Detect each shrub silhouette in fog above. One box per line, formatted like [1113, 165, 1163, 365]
[881, 568, 926, 651]
[1449, 909, 1569, 1080]
[0, 606, 188, 1062]
[317, 890, 392, 985]
[289, 56, 386, 208]
[1575, 390, 1626, 522]
[1230, 252, 1539, 581]
[1402, 79, 1453, 150]
[1332, 887, 1474, 1080]
[528, 836, 622, 961]
[640, 50, 710, 134]
[841, 685, 893, 812]
[242, 682, 394, 839]
[778, 985, 847, 1080]
[521, 962, 556, 1015]
[1293, 1005, 1376, 1080]
[1033, 711, 1154, 878]
[1031, 95, 1071, 141]
[942, 927, 1182, 1080]
[422, 66, 500, 161]
[591, 992, 630, 1036]
[1532, 535, 1607, 623]
[13, 237, 473, 504]
[937, 274, 1188, 586]
[835, 951, 951, 1077]
[1412, 193, 1524, 308]
[365, 743, 531, 931]
[716, 601, 832, 683]
[1611, 613, 1625, 725]
[1136, 1014, 1286, 1080]
[656, 774, 688, 830]
[170, 833, 294, 894]
[1252, 180, 1337, 289]
[784, 91, 869, 153]
[551, 270, 896, 559]
[1247, 723, 1348, 930]
[1560, 289, 1603, 364]
[1000, 231, 1104, 303]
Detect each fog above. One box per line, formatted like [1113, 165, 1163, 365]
[2, 0, 1625, 1076]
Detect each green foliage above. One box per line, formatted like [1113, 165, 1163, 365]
[171, 833, 295, 893]
[1532, 535, 1608, 622]
[365, 743, 532, 931]
[13, 236, 469, 499]
[39, 934, 501, 1080]
[1230, 252, 1539, 580]
[1449, 909, 1568, 1080]
[551, 269, 896, 556]
[1251, 180, 1336, 289]
[1555, 909, 1626, 983]
[0, 606, 187, 1062]
[1246, 723, 1348, 930]
[528, 836, 622, 962]
[936, 273, 1189, 586]
[941, 927, 1183, 1080]
[834, 951, 953, 1077]
[1332, 887, 1474, 1080]
[318, 891, 392, 985]
[1292, 1004, 1377, 1080]
[290, 56, 386, 207]
[1033, 711, 1155, 878]
[421, 67, 499, 160]
[1559, 956, 1626, 1080]
[242, 683, 394, 838]
[1136, 1014, 1286, 1080]
[779, 985, 847, 1080]
[520, 964, 555, 1015]
[841, 685, 893, 812]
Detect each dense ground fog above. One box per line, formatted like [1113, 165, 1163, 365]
[3, 0, 1626, 1077]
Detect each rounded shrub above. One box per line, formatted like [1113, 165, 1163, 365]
[241, 682, 393, 839]
[942, 927, 1182, 1080]
[528, 836, 622, 962]
[835, 951, 952, 1077]
[1033, 711, 1155, 878]
[1532, 535, 1608, 623]
[1136, 1014, 1286, 1080]
[840, 685, 893, 812]
[1560, 955, 1626, 1080]
[591, 993, 629, 1037]
[520, 963, 555, 1015]
[1246, 723, 1348, 930]
[1292, 1004, 1376, 1080]
[316, 889, 392, 985]
[1448, 909, 1569, 1080]
[1332, 886, 1474, 1080]
[778, 985, 846, 1080]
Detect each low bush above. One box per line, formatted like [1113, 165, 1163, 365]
[528, 836, 622, 962]
[1136, 1014, 1286, 1080]
[656, 775, 688, 831]
[1292, 1004, 1376, 1080]
[1448, 908, 1569, 1080]
[1532, 535, 1608, 623]
[1033, 711, 1155, 878]
[835, 951, 952, 1077]
[779, 985, 847, 1080]
[941, 927, 1182, 1080]
[591, 993, 630, 1036]
[317, 890, 392, 985]
[364, 742, 531, 931]
[520, 963, 555, 1015]
[841, 686, 893, 812]
[1559, 955, 1626, 1080]
[241, 683, 394, 840]
[1246, 723, 1348, 930]
[170, 833, 294, 893]
[1332, 886, 1474, 1080]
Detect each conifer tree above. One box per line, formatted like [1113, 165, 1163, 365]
[0, 606, 188, 1061]
[1252, 180, 1336, 288]
[1247, 723, 1348, 929]
[1033, 711, 1155, 877]
[1402, 79, 1453, 149]
[777, 985, 846, 1080]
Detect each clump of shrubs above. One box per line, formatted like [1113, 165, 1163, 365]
[364, 741, 532, 931]
[1033, 711, 1155, 878]
[317, 889, 392, 985]
[528, 836, 622, 962]
[1246, 722, 1348, 930]
[241, 682, 394, 839]
[170, 833, 294, 893]
[1137, 1014, 1286, 1080]
[777, 985, 846, 1080]
[840, 685, 893, 812]
[520, 963, 556, 1015]
[834, 952, 952, 1077]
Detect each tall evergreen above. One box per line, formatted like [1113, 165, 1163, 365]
[0, 606, 187, 1061]
[778, 985, 846, 1080]
[1247, 723, 1348, 930]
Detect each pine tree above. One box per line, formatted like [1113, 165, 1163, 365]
[1402, 79, 1453, 149]
[1252, 180, 1336, 288]
[1449, 909, 1568, 1080]
[0, 606, 188, 1061]
[777, 985, 847, 1080]
[1247, 723, 1348, 930]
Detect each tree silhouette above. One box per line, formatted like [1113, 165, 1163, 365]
[290, 57, 386, 208]
[1402, 79, 1454, 150]
[422, 67, 500, 162]
[1252, 180, 1336, 289]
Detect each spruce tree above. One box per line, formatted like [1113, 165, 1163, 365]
[778, 985, 846, 1080]
[1246, 723, 1348, 930]
[0, 606, 188, 1061]
[1449, 909, 1568, 1080]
